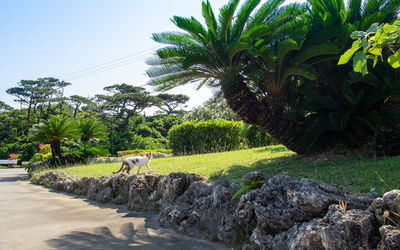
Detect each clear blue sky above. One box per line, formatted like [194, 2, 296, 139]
[0, 0, 301, 110]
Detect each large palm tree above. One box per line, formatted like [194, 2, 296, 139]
[30, 116, 81, 160]
[147, 0, 400, 154]
[147, 0, 310, 152]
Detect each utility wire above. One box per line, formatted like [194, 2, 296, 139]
[64, 54, 152, 80]
[59, 45, 162, 80]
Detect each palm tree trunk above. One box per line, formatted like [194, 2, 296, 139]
[50, 140, 62, 160]
[223, 81, 303, 153]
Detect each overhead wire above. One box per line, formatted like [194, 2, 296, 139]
[59, 45, 162, 80]
[64, 54, 152, 80]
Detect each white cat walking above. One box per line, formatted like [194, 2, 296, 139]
[113, 152, 153, 174]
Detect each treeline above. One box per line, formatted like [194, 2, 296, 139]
[1, 78, 188, 161]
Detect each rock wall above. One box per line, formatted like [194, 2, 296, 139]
[30, 171, 400, 249]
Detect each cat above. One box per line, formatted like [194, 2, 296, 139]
[113, 152, 153, 175]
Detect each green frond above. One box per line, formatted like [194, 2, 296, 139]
[202, 1, 218, 37]
[346, 0, 362, 23]
[228, 42, 250, 64]
[171, 16, 208, 43]
[247, 0, 285, 27]
[277, 39, 300, 69]
[231, 0, 261, 41]
[146, 65, 183, 78]
[294, 41, 340, 65]
[242, 25, 271, 40]
[218, 0, 240, 42]
[254, 45, 275, 69]
[152, 32, 201, 47]
[182, 53, 218, 69]
[281, 64, 318, 84]
[148, 71, 210, 91]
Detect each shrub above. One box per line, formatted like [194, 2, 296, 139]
[30, 144, 51, 163]
[130, 135, 167, 150]
[168, 120, 243, 155]
[117, 149, 172, 157]
[241, 124, 278, 148]
[168, 120, 278, 155]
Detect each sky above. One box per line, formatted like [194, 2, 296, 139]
[0, 0, 301, 112]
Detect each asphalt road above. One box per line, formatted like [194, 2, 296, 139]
[0, 168, 227, 250]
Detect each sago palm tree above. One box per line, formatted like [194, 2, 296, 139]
[147, 0, 400, 154]
[29, 116, 81, 160]
[78, 118, 108, 144]
[147, 0, 309, 152]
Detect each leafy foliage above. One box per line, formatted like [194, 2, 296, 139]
[169, 120, 243, 155]
[168, 119, 275, 155]
[339, 21, 400, 75]
[117, 149, 172, 157]
[147, 0, 400, 155]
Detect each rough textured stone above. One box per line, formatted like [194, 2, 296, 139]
[236, 175, 375, 236]
[30, 171, 400, 250]
[370, 190, 400, 225]
[380, 225, 400, 250]
[158, 172, 204, 201]
[243, 171, 266, 182]
[159, 179, 239, 244]
[246, 205, 376, 250]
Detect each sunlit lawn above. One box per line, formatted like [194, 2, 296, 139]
[49, 145, 400, 194]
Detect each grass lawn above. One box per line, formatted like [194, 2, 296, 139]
[49, 145, 400, 194]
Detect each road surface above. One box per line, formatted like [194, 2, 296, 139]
[0, 168, 227, 249]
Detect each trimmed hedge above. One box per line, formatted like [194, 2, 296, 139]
[168, 120, 275, 155]
[117, 149, 172, 157]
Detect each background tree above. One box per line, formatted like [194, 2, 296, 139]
[155, 93, 189, 115]
[6, 80, 40, 122]
[96, 83, 158, 130]
[6, 78, 71, 123]
[0, 101, 13, 112]
[183, 95, 239, 121]
[69, 95, 93, 119]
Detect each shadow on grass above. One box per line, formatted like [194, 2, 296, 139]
[209, 155, 298, 180]
[255, 145, 290, 153]
[46, 221, 221, 250]
[210, 153, 400, 194]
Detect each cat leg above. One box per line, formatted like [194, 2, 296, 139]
[145, 163, 153, 172]
[126, 161, 134, 175]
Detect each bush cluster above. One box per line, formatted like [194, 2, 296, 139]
[117, 149, 172, 157]
[168, 120, 275, 155]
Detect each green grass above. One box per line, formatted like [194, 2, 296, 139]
[48, 145, 400, 194]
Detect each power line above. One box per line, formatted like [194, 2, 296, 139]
[59, 45, 162, 79]
[64, 53, 152, 80]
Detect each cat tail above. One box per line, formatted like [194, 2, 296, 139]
[113, 161, 125, 174]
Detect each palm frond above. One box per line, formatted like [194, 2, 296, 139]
[202, 1, 218, 38]
[281, 64, 318, 85]
[277, 39, 300, 70]
[247, 0, 285, 27]
[218, 0, 240, 42]
[171, 16, 208, 44]
[231, 0, 261, 41]
[294, 41, 340, 65]
[152, 32, 201, 47]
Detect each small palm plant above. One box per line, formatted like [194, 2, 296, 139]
[78, 118, 108, 144]
[29, 116, 81, 161]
